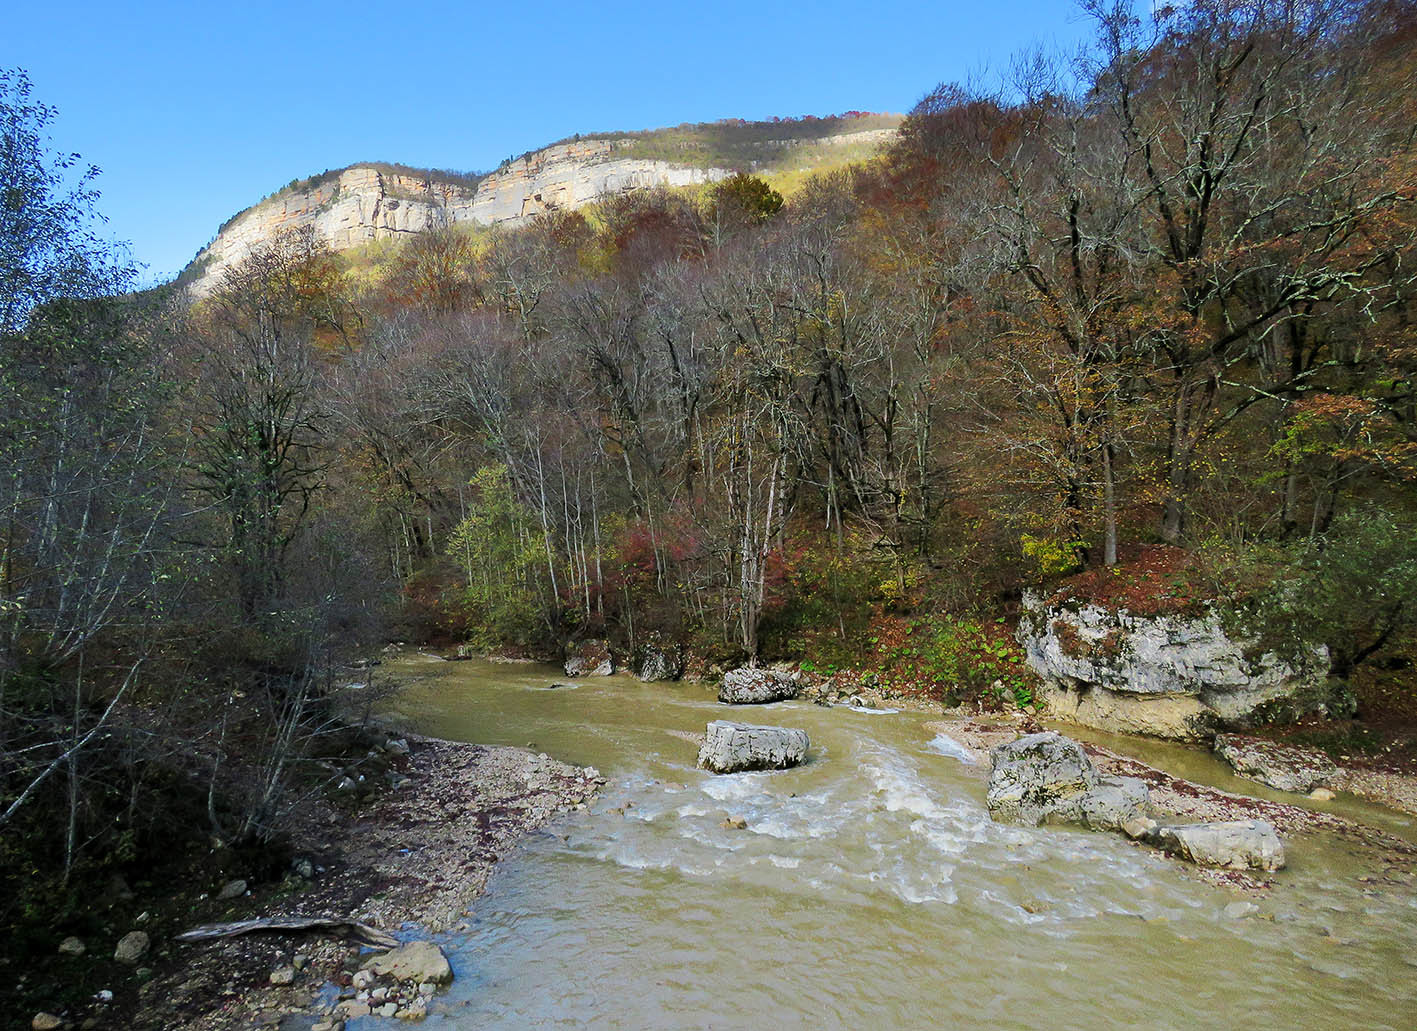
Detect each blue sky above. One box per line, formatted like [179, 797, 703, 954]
[4, 1, 1093, 283]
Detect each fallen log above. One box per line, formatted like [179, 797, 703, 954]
[175, 916, 399, 949]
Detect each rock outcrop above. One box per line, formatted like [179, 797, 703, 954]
[185, 121, 905, 297]
[187, 143, 730, 297]
[718, 667, 799, 705]
[1213, 734, 1341, 794]
[564, 638, 613, 677]
[1152, 819, 1286, 872]
[1019, 590, 1331, 740]
[697, 720, 809, 773]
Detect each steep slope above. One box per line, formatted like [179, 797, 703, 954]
[184, 114, 901, 295]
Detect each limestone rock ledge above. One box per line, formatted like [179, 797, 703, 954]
[188, 141, 730, 297]
[1018, 590, 1331, 740]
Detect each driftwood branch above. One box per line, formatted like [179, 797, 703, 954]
[175, 916, 399, 949]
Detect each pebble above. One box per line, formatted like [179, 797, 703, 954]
[293, 953, 310, 971]
[1308, 787, 1336, 801]
[1225, 901, 1259, 919]
[57, 936, 85, 957]
[114, 930, 149, 964]
[32, 1014, 62, 1031]
[377, 1002, 399, 1017]
[218, 878, 248, 899]
[352, 969, 375, 990]
[269, 966, 296, 986]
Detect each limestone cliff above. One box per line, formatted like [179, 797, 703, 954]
[185, 122, 899, 296]
[1018, 590, 1333, 740]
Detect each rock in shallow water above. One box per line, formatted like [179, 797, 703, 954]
[718, 667, 799, 704]
[697, 720, 808, 773]
[1213, 734, 1339, 794]
[985, 732, 1099, 824]
[360, 940, 453, 985]
[1153, 819, 1286, 872]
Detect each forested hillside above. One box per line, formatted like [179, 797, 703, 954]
[3, 0, 1416, 1012]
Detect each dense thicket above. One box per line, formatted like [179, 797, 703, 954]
[3, 0, 1416, 939]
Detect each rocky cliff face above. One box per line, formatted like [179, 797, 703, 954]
[188, 141, 731, 295]
[187, 124, 900, 296]
[1018, 590, 1333, 740]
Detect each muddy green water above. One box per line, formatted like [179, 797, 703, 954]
[380, 657, 1417, 1030]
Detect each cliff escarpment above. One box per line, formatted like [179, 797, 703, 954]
[185, 119, 900, 295]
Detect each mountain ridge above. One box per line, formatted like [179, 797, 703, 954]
[183, 114, 901, 295]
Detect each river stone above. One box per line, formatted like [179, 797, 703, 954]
[564, 639, 613, 677]
[58, 936, 85, 956]
[218, 878, 247, 899]
[1213, 734, 1340, 794]
[718, 667, 799, 705]
[986, 732, 1098, 824]
[697, 720, 808, 773]
[114, 930, 149, 964]
[1018, 590, 1331, 740]
[1153, 819, 1286, 872]
[360, 940, 453, 985]
[1065, 775, 1152, 833]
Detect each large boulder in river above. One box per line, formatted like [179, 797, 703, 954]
[1213, 734, 1340, 794]
[719, 667, 799, 704]
[564, 639, 613, 677]
[986, 732, 1098, 824]
[986, 732, 1154, 834]
[1153, 819, 1285, 872]
[637, 638, 685, 682]
[1070, 776, 1153, 834]
[698, 720, 808, 773]
[1018, 589, 1332, 740]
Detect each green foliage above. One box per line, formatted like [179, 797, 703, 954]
[710, 173, 784, 224]
[879, 616, 1036, 707]
[759, 535, 893, 666]
[446, 465, 543, 648]
[1020, 534, 1084, 578]
[1219, 504, 1417, 677]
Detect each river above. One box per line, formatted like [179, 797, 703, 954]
[381, 657, 1417, 1030]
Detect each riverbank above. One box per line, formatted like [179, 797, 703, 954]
[105, 735, 602, 1030]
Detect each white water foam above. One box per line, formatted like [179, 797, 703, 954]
[924, 733, 978, 764]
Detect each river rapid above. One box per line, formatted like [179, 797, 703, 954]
[381, 657, 1417, 1030]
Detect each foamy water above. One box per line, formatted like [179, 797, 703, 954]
[382, 659, 1417, 1030]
